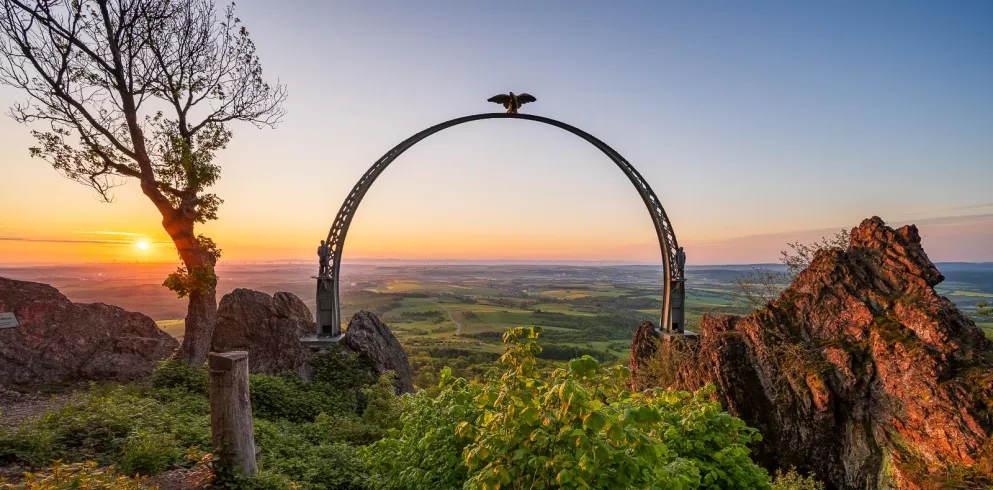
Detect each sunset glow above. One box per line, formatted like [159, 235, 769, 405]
[1, 2, 991, 266]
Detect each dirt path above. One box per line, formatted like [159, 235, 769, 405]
[0, 387, 76, 430]
[431, 299, 463, 335]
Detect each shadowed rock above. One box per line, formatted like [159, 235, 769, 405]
[0, 276, 177, 385]
[342, 310, 415, 394]
[631, 217, 993, 489]
[211, 288, 316, 375]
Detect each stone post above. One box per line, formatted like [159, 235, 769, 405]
[208, 351, 257, 478]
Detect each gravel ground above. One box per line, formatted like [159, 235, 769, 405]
[0, 386, 77, 430]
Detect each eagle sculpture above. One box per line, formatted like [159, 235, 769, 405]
[487, 92, 537, 114]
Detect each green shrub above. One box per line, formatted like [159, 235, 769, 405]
[249, 372, 357, 423]
[119, 430, 183, 476]
[295, 443, 368, 490]
[365, 326, 770, 490]
[0, 384, 209, 474]
[360, 373, 402, 429]
[771, 467, 825, 490]
[362, 368, 482, 490]
[310, 347, 378, 394]
[151, 358, 209, 394]
[1, 461, 146, 490]
[246, 469, 301, 490]
[253, 419, 369, 489]
[310, 413, 385, 447]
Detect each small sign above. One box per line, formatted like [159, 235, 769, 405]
[0, 312, 19, 329]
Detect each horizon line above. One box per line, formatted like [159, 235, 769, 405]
[1, 258, 991, 268]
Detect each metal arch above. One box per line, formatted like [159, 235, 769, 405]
[318, 113, 683, 337]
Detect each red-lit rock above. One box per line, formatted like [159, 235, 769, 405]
[631, 217, 993, 489]
[0, 277, 177, 385]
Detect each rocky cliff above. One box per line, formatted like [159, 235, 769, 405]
[342, 311, 415, 394]
[210, 290, 414, 394]
[631, 217, 993, 489]
[211, 288, 316, 375]
[0, 277, 177, 385]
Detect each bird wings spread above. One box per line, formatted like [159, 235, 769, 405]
[517, 93, 537, 104]
[488, 94, 511, 105]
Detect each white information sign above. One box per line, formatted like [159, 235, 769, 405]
[0, 312, 19, 329]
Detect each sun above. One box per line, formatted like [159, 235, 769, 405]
[136, 240, 150, 251]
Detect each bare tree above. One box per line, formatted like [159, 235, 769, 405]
[0, 0, 286, 364]
[780, 228, 851, 277]
[732, 229, 851, 310]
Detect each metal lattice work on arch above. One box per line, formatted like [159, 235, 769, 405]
[317, 113, 685, 338]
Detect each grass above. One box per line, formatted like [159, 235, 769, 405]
[531, 302, 598, 316]
[154, 319, 185, 340]
[979, 322, 993, 339]
[360, 281, 742, 355]
[539, 288, 627, 300]
[949, 291, 993, 298]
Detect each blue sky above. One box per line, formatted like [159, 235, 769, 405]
[1, 0, 991, 264]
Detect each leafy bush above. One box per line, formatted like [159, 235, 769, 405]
[362, 369, 483, 490]
[118, 430, 184, 476]
[310, 347, 378, 394]
[249, 372, 357, 423]
[150, 358, 209, 394]
[252, 419, 369, 490]
[771, 467, 825, 490]
[245, 469, 301, 490]
[359, 374, 402, 429]
[2, 331, 770, 489]
[365, 326, 769, 490]
[0, 461, 146, 490]
[0, 384, 209, 471]
[631, 336, 693, 391]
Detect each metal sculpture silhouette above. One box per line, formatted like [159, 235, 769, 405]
[487, 92, 537, 114]
[317, 113, 685, 338]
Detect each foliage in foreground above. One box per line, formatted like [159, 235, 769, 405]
[0, 461, 146, 490]
[0, 349, 390, 489]
[2, 331, 777, 489]
[365, 326, 770, 489]
[770, 467, 825, 490]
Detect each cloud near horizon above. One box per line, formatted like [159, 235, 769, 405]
[681, 214, 993, 265]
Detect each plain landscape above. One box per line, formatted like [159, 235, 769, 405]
[3, 260, 991, 356]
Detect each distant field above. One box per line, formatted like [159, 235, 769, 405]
[156, 319, 185, 340]
[948, 291, 993, 298]
[540, 288, 627, 300]
[4, 262, 991, 352]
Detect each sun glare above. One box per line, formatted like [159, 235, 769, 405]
[136, 240, 150, 251]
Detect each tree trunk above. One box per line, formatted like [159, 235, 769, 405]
[169, 217, 219, 366]
[176, 278, 217, 365]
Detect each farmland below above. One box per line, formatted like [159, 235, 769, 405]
[3, 261, 990, 346]
[1, 261, 991, 389]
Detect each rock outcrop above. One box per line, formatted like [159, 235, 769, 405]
[631, 217, 993, 489]
[0, 277, 177, 385]
[210, 291, 414, 394]
[342, 310, 415, 394]
[629, 320, 659, 386]
[211, 288, 316, 375]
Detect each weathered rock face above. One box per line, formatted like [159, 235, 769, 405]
[342, 310, 415, 394]
[629, 320, 658, 388]
[0, 276, 177, 385]
[631, 217, 993, 489]
[211, 289, 316, 375]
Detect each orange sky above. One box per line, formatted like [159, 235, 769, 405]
[2, 1, 992, 266]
